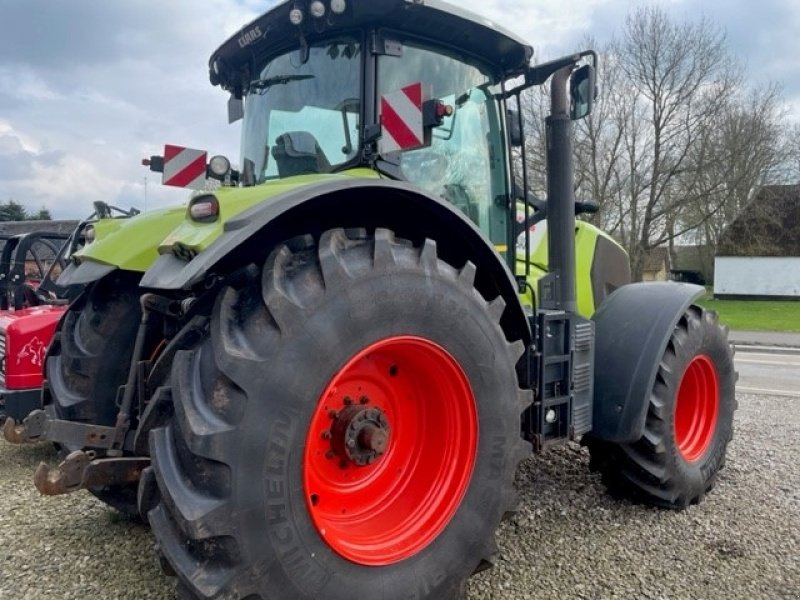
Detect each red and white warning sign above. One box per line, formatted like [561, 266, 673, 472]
[379, 82, 424, 154]
[162, 144, 207, 190]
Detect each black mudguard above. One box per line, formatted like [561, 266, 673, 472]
[591, 281, 704, 442]
[56, 261, 117, 287]
[140, 178, 531, 344]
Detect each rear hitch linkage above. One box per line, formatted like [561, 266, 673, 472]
[2, 410, 141, 496]
[2, 293, 180, 496]
[33, 451, 150, 497]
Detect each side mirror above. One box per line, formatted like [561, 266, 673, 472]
[506, 109, 523, 147]
[569, 65, 596, 120]
[228, 94, 244, 124]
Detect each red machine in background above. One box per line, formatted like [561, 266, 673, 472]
[0, 204, 138, 423]
[0, 231, 71, 423]
[0, 305, 66, 420]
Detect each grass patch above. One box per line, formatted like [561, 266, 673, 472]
[695, 297, 800, 332]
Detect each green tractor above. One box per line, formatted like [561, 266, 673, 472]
[5, 1, 735, 597]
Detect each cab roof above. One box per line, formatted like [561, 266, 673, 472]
[209, 0, 534, 91]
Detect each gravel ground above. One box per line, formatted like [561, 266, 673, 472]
[1, 392, 798, 599]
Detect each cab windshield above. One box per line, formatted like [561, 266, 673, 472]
[241, 37, 361, 184]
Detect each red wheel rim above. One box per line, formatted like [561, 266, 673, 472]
[303, 336, 478, 565]
[674, 355, 719, 462]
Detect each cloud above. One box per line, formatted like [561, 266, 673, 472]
[0, 1, 263, 72]
[0, 0, 267, 217]
[0, 121, 42, 154]
[459, 0, 613, 57]
[0, 0, 797, 219]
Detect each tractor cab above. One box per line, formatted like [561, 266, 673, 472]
[237, 34, 508, 241]
[211, 0, 594, 266]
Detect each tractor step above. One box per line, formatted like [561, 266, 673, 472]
[523, 310, 595, 450]
[34, 450, 149, 496]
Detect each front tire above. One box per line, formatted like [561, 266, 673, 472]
[45, 270, 146, 516]
[588, 305, 736, 508]
[147, 229, 528, 599]
[46, 271, 143, 426]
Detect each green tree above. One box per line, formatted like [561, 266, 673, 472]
[0, 200, 53, 221]
[0, 199, 29, 221]
[32, 206, 52, 220]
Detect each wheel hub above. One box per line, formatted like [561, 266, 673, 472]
[674, 354, 720, 463]
[329, 403, 391, 466]
[303, 336, 478, 565]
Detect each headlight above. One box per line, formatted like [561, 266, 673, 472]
[84, 225, 96, 244]
[310, 1, 326, 18]
[208, 155, 231, 179]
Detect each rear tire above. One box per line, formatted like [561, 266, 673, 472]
[588, 306, 736, 508]
[147, 229, 529, 599]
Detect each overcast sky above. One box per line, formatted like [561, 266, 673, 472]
[1, 0, 798, 219]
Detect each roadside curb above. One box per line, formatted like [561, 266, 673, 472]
[732, 343, 800, 356]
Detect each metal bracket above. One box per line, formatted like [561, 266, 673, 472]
[2, 409, 120, 448]
[370, 32, 402, 56]
[34, 450, 92, 495]
[3, 410, 47, 444]
[34, 451, 150, 496]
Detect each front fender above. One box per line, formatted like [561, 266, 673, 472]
[141, 178, 531, 344]
[591, 282, 704, 442]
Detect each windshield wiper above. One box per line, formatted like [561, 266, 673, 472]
[249, 74, 315, 93]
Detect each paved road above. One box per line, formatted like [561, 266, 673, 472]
[735, 349, 800, 397]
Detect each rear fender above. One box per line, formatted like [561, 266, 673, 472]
[591, 282, 704, 442]
[141, 179, 531, 344]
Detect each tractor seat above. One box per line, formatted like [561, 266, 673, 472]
[271, 131, 331, 177]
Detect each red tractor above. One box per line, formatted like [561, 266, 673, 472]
[0, 230, 71, 423]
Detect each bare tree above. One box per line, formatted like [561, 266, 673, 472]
[515, 39, 630, 230]
[516, 7, 789, 282]
[572, 40, 630, 235]
[612, 6, 740, 279]
[781, 122, 800, 183]
[680, 83, 787, 252]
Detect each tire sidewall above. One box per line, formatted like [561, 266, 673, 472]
[662, 314, 735, 498]
[217, 262, 520, 598]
